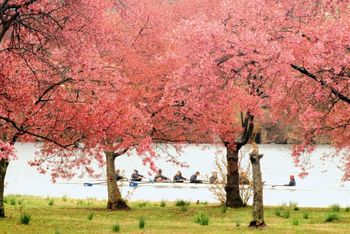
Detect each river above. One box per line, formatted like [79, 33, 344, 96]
[4, 143, 350, 207]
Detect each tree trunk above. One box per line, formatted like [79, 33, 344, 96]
[105, 152, 129, 210]
[249, 150, 266, 228]
[225, 146, 244, 208]
[0, 159, 9, 218]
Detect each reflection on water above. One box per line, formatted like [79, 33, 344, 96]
[5, 143, 350, 207]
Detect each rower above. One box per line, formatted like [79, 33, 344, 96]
[190, 171, 203, 183]
[287, 175, 296, 186]
[173, 171, 187, 183]
[131, 169, 144, 181]
[115, 169, 125, 181]
[154, 169, 170, 182]
[209, 171, 218, 184]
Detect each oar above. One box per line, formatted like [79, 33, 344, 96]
[83, 181, 107, 186]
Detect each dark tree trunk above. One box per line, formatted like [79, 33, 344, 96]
[249, 150, 266, 228]
[225, 145, 244, 208]
[0, 159, 9, 218]
[105, 152, 129, 210]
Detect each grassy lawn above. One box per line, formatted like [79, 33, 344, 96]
[1, 195, 350, 233]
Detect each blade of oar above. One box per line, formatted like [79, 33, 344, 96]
[83, 181, 107, 186]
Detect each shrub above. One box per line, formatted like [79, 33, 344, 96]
[201, 201, 208, 205]
[139, 217, 146, 229]
[175, 200, 190, 207]
[275, 208, 282, 217]
[330, 204, 340, 212]
[77, 200, 84, 206]
[235, 219, 241, 227]
[220, 205, 227, 214]
[324, 213, 340, 222]
[160, 200, 166, 208]
[18, 199, 24, 206]
[138, 202, 148, 208]
[20, 212, 31, 225]
[87, 212, 94, 221]
[289, 202, 299, 211]
[292, 218, 300, 226]
[112, 224, 120, 232]
[3, 197, 8, 204]
[62, 195, 68, 202]
[194, 213, 209, 226]
[282, 210, 290, 219]
[302, 212, 309, 219]
[55, 229, 61, 234]
[10, 197, 16, 206]
[179, 206, 188, 212]
[345, 207, 350, 212]
[48, 199, 54, 206]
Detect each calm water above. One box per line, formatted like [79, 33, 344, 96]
[4, 143, 350, 207]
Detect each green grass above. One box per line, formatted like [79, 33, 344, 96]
[62, 195, 68, 202]
[87, 211, 94, 220]
[20, 212, 31, 225]
[160, 200, 166, 208]
[330, 204, 341, 212]
[194, 212, 209, 226]
[112, 224, 120, 232]
[220, 205, 227, 214]
[138, 216, 146, 229]
[48, 199, 54, 206]
[292, 218, 300, 226]
[175, 199, 190, 207]
[324, 213, 340, 222]
[302, 211, 309, 219]
[1, 195, 350, 233]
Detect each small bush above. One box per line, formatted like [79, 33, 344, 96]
[48, 199, 54, 206]
[292, 218, 300, 226]
[220, 205, 227, 214]
[160, 200, 166, 208]
[175, 200, 190, 207]
[201, 201, 208, 205]
[77, 200, 84, 206]
[87, 212, 94, 220]
[235, 219, 241, 227]
[137, 202, 148, 208]
[55, 229, 61, 234]
[289, 202, 299, 211]
[139, 217, 146, 229]
[194, 213, 209, 226]
[330, 204, 340, 212]
[10, 197, 16, 206]
[275, 208, 282, 217]
[282, 210, 290, 219]
[179, 206, 188, 212]
[302, 212, 309, 219]
[112, 224, 120, 232]
[20, 212, 31, 225]
[62, 195, 68, 202]
[18, 199, 24, 206]
[3, 197, 8, 204]
[324, 213, 340, 222]
[345, 207, 350, 212]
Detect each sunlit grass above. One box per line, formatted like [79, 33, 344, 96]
[1, 195, 350, 233]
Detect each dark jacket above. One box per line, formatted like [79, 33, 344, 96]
[173, 175, 187, 182]
[190, 174, 202, 183]
[288, 179, 296, 186]
[154, 174, 169, 181]
[131, 173, 143, 181]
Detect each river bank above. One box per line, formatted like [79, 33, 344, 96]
[1, 195, 350, 234]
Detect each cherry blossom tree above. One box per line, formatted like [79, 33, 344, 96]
[0, 0, 120, 217]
